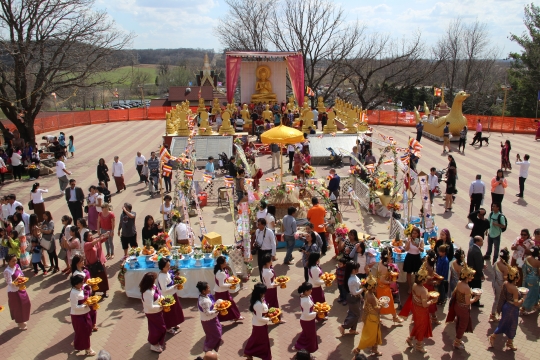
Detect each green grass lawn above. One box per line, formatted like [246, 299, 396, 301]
[90, 65, 159, 86]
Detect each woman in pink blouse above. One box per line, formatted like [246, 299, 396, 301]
[83, 231, 110, 298]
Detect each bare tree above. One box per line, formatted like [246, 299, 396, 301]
[435, 18, 500, 107]
[214, 0, 271, 51]
[0, 0, 133, 143]
[344, 31, 443, 110]
[267, 0, 363, 105]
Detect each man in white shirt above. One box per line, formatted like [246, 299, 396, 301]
[6, 194, 23, 216]
[16, 206, 30, 235]
[312, 108, 318, 130]
[134, 152, 146, 183]
[515, 154, 530, 198]
[55, 154, 71, 192]
[112, 156, 126, 193]
[469, 174, 485, 213]
[427, 167, 439, 204]
[255, 218, 276, 281]
[175, 222, 189, 245]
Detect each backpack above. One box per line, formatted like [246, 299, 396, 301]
[490, 212, 507, 232]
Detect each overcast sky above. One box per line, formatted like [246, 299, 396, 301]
[97, 0, 531, 56]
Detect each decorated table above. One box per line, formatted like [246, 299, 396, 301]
[123, 254, 235, 299]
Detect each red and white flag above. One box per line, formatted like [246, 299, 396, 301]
[162, 164, 172, 177]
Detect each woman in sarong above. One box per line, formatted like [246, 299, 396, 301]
[490, 248, 509, 321]
[405, 262, 434, 353]
[353, 274, 383, 357]
[521, 246, 540, 314]
[376, 247, 402, 324]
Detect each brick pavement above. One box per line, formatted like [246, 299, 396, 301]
[0, 122, 539, 359]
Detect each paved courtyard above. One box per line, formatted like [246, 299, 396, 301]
[0, 120, 539, 359]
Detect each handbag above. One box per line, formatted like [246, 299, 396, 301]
[58, 247, 67, 261]
[28, 200, 34, 210]
[0, 166, 7, 173]
[251, 228, 265, 255]
[87, 260, 105, 273]
[84, 205, 89, 213]
[39, 237, 51, 251]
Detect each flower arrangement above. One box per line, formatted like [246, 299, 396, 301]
[303, 164, 316, 178]
[335, 224, 349, 238]
[387, 203, 401, 212]
[170, 209, 182, 223]
[152, 232, 170, 249]
[159, 295, 176, 312]
[374, 171, 393, 190]
[201, 243, 213, 253]
[178, 245, 193, 255]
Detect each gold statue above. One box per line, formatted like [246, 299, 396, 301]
[344, 106, 358, 134]
[317, 96, 326, 114]
[211, 98, 221, 115]
[323, 110, 337, 134]
[219, 109, 235, 135]
[262, 104, 273, 122]
[286, 96, 296, 113]
[165, 112, 176, 135]
[198, 110, 212, 136]
[197, 97, 206, 114]
[413, 91, 470, 137]
[175, 107, 190, 136]
[241, 104, 251, 125]
[301, 100, 314, 133]
[250, 65, 277, 104]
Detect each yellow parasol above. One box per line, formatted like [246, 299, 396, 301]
[261, 125, 305, 183]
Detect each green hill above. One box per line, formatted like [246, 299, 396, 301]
[91, 65, 160, 86]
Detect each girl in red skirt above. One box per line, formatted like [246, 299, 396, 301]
[140, 272, 167, 353]
[69, 274, 96, 356]
[243, 283, 272, 360]
[157, 258, 184, 334]
[404, 262, 434, 354]
[261, 253, 285, 323]
[293, 282, 318, 353]
[213, 256, 244, 322]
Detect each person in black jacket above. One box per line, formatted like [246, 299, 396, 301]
[467, 236, 485, 307]
[65, 179, 85, 223]
[468, 209, 490, 248]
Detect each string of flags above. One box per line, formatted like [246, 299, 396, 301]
[224, 176, 234, 187]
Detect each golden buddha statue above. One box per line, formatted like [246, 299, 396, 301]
[175, 108, 190, 136]
[301, 101, 314, 133]
[251, 65, 277, 104]
[211, 98, 221, 115]
[262, 104, 273, 121]
[198, 111, 212, 136]
[197, 97, 206, 114]
[165, 112, 176, 135]
[344, 107, 358, 134]
[323, 110, 337, 134]
[317, 96, 326, 113]
[241, 104, 251, 125]
[286, 96, 296, 112]
[219, 109, 235, 135]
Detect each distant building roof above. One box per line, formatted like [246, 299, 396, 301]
[168, 86, 214, 102]
[150, 98, 170, 107]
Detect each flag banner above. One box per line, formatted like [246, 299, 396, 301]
[184, 170, 193, 179]
[51, 92, 57, 99]
[233, 144, 252, 177]
[306, 86, 315, 97]
[240, 202, 251, 258]
[383, 159, 394, 165]
[224, 176, 234, 187]
[180, 196, 194, 245]
[285, 182, 295, 191]
[203, 174, 213, 183]
[159, 146, 172, 161]
[265, 177, 276, 182]
[408, 138, 423, 152]
[244, 178, 254, 186]
[162, 164, 172, 177]
[434, 87, 442, 97]
[191, 188, 207, 236]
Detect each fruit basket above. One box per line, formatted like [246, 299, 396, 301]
[85, 295, 102, 310]
[226, 276, 241, 290]
[159, 295, 176, 312]
[86, 277, 102, 291]
[267, 307, 281, 324]
[321, 272, 336, 287]
[428, 291, 440, 300]
[313, 302, 331, 318]
[275, 276, 290, 289]
[174, 275, 187, 290]
[215, 300, 231, 316]
[14, 277, 29, 290]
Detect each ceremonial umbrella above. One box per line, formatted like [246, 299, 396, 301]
[261, 125, 305, 183]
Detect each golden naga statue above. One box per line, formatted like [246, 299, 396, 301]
[262, 104, 273, 121]
[323, 110, 337, 134]
[251, 65, 277, 104]
[286, 95, 296, 112]
[198, 110, 212, 136]
[219, 109, 235, 135]
[317, 96, 326, 113]
[211, 98, 221, 115]
[414, 90, 470, 137]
